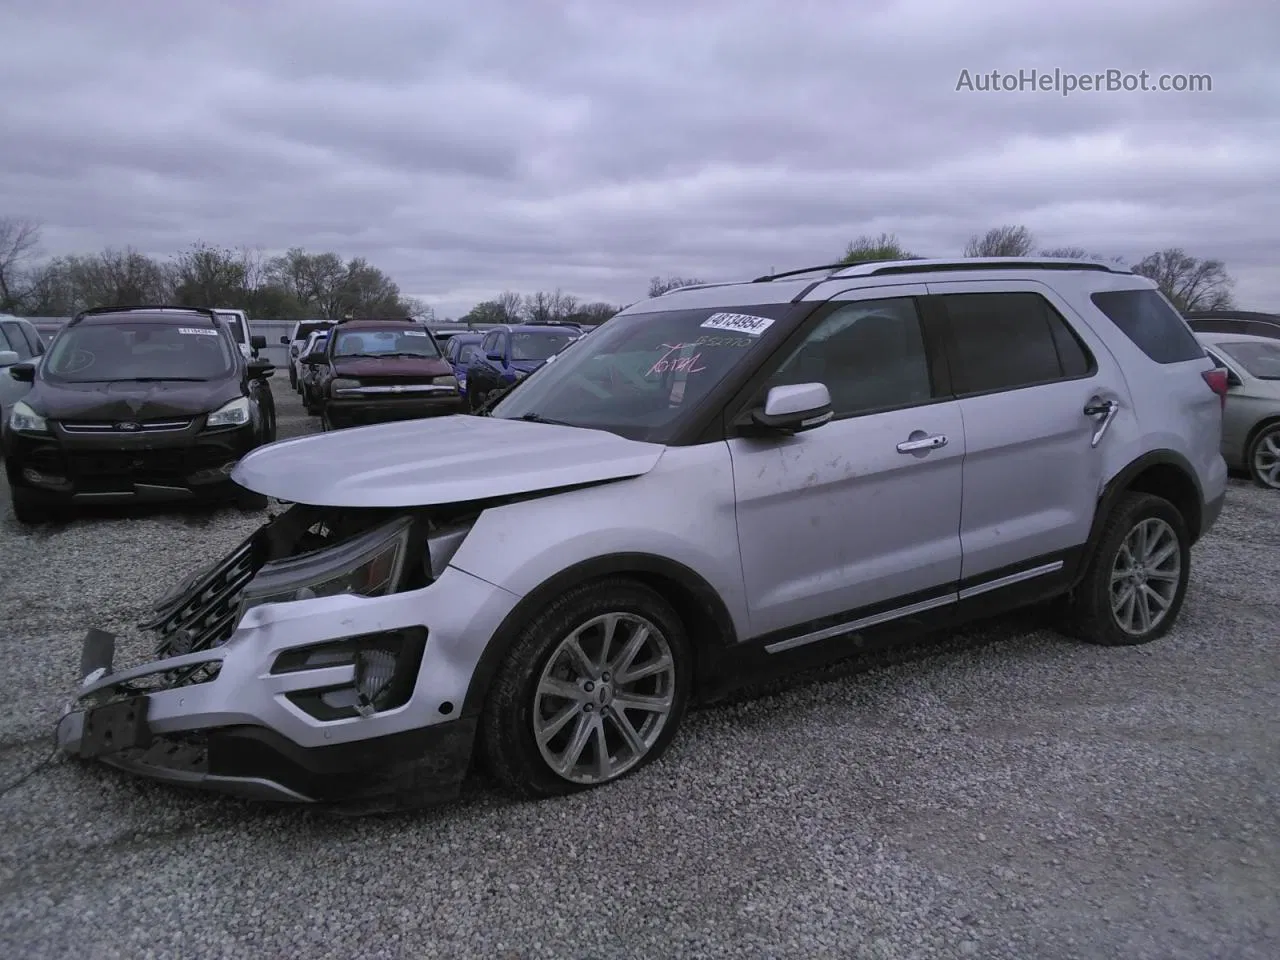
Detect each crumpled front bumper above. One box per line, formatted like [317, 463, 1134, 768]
[56, 565, 521, 811]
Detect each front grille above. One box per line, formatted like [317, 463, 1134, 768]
[60, 418, 193, 434]
[141, 533, 263, 657]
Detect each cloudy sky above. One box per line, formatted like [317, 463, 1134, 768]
[1, 0, 1277, 317]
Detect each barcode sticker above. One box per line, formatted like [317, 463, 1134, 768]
[700, 312, 775, 336]
[178, 327, 220, 336]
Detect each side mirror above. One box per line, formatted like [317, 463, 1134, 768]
[751, 383, 833, 434]
[0, 350, 19, 367]
[279, 336, 290, 345]
[250, 334, 267, 351]
[8, 361, 35, 383]
[248, 358, 275, 379]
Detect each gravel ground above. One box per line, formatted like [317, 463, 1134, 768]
[2, 387, 1278, 959]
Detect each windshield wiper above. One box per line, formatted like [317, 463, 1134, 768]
[515, 413, 576, 426]
[116, 377, 208, 382]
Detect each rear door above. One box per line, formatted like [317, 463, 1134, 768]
[926, 280, 1128, 586]
[727, 285, 966, 640]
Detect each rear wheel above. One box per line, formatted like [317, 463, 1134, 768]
[1061, 492, 1190, 646]
[480, 578, 692, 799]
[288, 366, 298, 391]
[1246, 422, 1280, 489]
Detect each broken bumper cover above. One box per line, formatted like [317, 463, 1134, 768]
[55, 565, 521, 810]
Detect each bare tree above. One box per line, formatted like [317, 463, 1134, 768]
[1131, 248, 1235, 312]
[266, 248, 347, 319]
[171, 242, 250, 308]
[1039, 246, 1126, 264]
[840, 232, 918, 263]
[495, 290, 524, 321]
[964, 225, 1035, 258]
[522, 288, 578, 323]
[61, 248, 172, 307]
[648, 275, 705, 298]
[402, 297, 436, 322]
[0, 216, 42, 312]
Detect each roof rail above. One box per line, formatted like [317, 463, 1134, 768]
[655, 280, 742, 296]
[1183, 309, 1280, 321]
[829, 257, 1132, 278]
[751, 262, 863, 283]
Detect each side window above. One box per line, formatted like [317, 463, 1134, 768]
[481, 333, 497, 355]
[496, 334, 509, 361]
[1090, 289, 1204, 363]
[20, 323, 44, 355]
[941, 292, 1093, 395]
[764, 297, 933, 418]
[0, 323, 20, 358]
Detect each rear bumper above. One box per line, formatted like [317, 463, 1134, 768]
[56, 564, 521, 811]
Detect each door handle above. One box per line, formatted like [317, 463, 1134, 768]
[1084, 397, 1119, 447]
[896, 433, 948, 453]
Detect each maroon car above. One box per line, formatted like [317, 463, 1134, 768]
[304, 318, 464, 430]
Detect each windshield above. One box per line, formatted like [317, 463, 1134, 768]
[43, 322, 237, 383]
[213, 312, 246, 344]
[333, 327, 441, 358]
[488, 304, 794, 442]
[1218, 340, 1280, 379]
[296, 322, 333, 342]
[512, 330, 578, 361]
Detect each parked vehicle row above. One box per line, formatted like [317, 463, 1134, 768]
[1195, 331, 1280, 489]
[48, 257, 1232, 815]
[0, 314, 46, 431]
[3, 306, 277, 523]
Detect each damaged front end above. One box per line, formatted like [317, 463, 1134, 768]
[55, 502, 498, 811]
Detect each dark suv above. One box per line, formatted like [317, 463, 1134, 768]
[305, 318, 463, 430]
[3, 305, 278, 523]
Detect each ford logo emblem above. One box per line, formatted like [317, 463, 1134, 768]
[117, 422, 141, 431]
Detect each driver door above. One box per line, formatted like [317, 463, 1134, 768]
[726, 286, 965, 641]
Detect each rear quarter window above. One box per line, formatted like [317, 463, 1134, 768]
[1090, 289, 1205, 363]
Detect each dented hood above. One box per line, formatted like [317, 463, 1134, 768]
[230, 414, 666, 507]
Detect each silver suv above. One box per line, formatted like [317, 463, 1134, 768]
[55, 258, 1228, 812]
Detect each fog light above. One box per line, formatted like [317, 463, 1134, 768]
[22, 468, 70, 489]
[354, 649, 397, 717]
[187, 461, 239, 484]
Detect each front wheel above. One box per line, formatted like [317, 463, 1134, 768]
[11, 489, 57, 526]
[1061, 492, 1190, 646]
[480, 578, 692, 799]
[1247, 422, 1280, 490]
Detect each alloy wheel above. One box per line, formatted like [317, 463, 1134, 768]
[1109, 517, 1182, 636]
[1251, 427, 1280, 489]
[532, 613, 676, 785]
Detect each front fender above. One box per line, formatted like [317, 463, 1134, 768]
[447, 442, 749, 639]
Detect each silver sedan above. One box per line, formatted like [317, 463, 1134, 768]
[1196, 331, 1280, 489]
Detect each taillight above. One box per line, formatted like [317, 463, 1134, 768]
[1201, 369, 1228, 410]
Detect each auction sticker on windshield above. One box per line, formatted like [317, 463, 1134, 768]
[178, 327, 220, 336]
[700, 312, 775, 336]
[403, 330, 429, 337]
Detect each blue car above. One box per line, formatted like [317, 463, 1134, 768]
[464, 324, 580, 412]
[443, 333, 485, 398]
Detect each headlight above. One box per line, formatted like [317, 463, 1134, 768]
[331, 377, 360, 394]
[433, 374, 459, 388]
[237, 515, 414, 619]
[206, 397, 250, 428]
[9, 400, 48, 433]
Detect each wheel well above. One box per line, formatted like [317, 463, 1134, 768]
[1122, 463, 1203, 541]
[1244, 416, 1280, 460]
[461, 558, 739, 716]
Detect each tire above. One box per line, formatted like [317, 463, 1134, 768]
[288, 367, 297, 391]
[262, 398, 278, 443]
[1060, 492, 1191, 646]
[321, 410, 341, 432]
[234, 487, 269, 511]
[11, 490, 55, 526]
[480, 577, 693, 800]
[1246, 421, 1280, 490]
